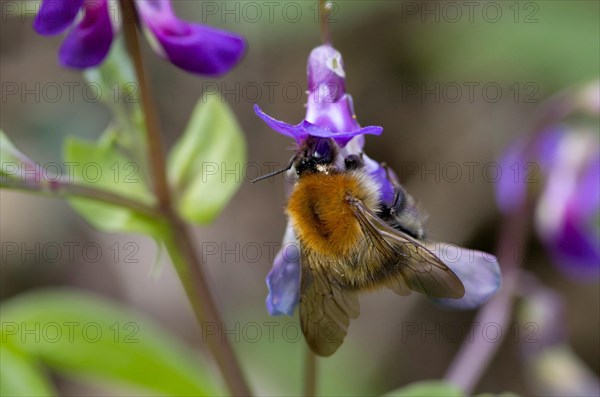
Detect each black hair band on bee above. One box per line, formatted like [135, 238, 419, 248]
[251, 155, 297, 183]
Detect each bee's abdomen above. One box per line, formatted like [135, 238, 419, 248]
[287, 172, 378, 258]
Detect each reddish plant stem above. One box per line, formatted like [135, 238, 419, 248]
[443, 90, 574, 393]
[319, 0, 332, 44]
[444, 203, 531, 394]
[119, 1, 251, 395]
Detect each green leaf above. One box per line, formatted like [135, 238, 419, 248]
[1, 288, 223, 396]
[84, 38, 148, 171]
[1, 130, 37, 183]
[384, 381, 464, 397]
[84, 37, 137, 102]
[0, 342, 56, 397]
[168, 94, 246, 224]
[63, 134, 166, 238]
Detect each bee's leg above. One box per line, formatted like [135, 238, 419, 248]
[381, 163, 426, 239]
[381, 163, 406, 216]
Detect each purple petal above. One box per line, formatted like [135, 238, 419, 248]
[573, 154, 600, 216]
[304, 50, 379, 142]
[496, 128, 568, 215]
[138, 0, 245, 76]
[306, 94, 361, 134]
[254, 105, 306, 143]
[254, 104, 382, 147]
[307, 45, 346, 101]
[535, 128, 564, 170]
[427, 243, 502, 309]
[363, 155, 395, 207]
[266, 224, 301, 316]
[301, 120, 382, 147]
[34, 0, 84, 35]
[534, 133, 600, 279]
[58, 0, 114, 68]
[544, 205, 600, 279]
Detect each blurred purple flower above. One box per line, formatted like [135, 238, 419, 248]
[535, 132, 600, 278]
[33, 0, 245, 75]
[496, 128, 600, 279]
[517, 274, 600, 396]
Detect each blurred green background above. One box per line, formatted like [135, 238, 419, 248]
[1, 1, 599, 395]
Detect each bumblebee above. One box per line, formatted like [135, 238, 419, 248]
[258, 137, 465, 356]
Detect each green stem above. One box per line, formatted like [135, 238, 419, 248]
[118, 1, 251, 395]
[163, 215, 251, 396]
[119, 1, 169, 210]
[303, 348, 318, 396]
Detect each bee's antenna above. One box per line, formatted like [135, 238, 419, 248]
[251, 156, 296, 183]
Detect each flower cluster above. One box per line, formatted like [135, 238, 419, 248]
[256, 45, 501, 315]
[496, 101, 600, 280]
[33, 0, 246, 75]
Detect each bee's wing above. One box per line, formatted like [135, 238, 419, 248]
[348, 197, 465, 299]
[299, 249, 360, 357]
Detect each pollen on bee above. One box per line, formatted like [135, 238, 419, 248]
[286, 172, 378, 258]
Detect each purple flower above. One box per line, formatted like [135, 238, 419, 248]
[136, 0, 245, 75]
[33, 0, 246, 75]
[254, 107, 382, 148]
[254, 45, 383, 148]
[535, 132, 600, 278]
[34, 0, 113, 68]
[428, 243, 501, 309]
[496, 128, 600, 279]
[266, 223, 301, 316]
[255, 44, 392, 206]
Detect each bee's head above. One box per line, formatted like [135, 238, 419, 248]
[294, 137, 338, 176]
[250, 137, 343, 184]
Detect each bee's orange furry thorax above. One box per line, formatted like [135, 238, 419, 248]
[287, 172, 375, 258]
